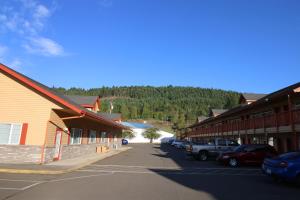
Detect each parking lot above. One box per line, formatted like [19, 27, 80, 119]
[0, 143, 299, 200]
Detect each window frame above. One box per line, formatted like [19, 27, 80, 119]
[100, 132, 106, 143]
[0, 123, 22, 145]
[70, 128, 82, 145]
[89, 130, 97, 144]
[217, 139, 227, 146]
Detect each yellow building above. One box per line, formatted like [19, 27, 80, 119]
[0, 63, 126, 163]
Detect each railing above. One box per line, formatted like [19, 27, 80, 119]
[187, 109, 300, 137]
[264, 114, 276, 128]
[293, 109, 300, 124]
[278, 111, 290, 126]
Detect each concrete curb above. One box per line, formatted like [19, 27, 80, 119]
[0, 147, 132, 175]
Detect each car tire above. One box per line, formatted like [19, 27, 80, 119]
[228, 158, 239, 167]
[198, 151, 208, 161]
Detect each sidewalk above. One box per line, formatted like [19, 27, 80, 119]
[0, 146, 132, 174]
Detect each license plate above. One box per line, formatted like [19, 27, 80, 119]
[266, 169, 272, 174]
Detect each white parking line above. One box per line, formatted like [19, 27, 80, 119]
[78, 169, 264, 176]
[0, 172, 113, 191]
[20, 182, 43, 190]
[0, 179, 43, 191]
[48, 172, 114, 183]
[91, 164, 181, 169]
[90, 164, 261, 171]
[0, 187, 23, 190]
[0, 178, 38, 182]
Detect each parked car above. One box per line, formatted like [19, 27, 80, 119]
[168, 139, 175, 145]
[188, 138, 239, 161]
[217, 144, 277, 167]
[262, 151, 300, 184]
[122, 139, 128, 145]
[172, 140, 183, 148]
[178, 141, 193, 149]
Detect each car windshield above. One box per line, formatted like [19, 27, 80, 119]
[278, 152, 300, 160]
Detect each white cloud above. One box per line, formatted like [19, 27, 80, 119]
[8, 58, 22, 69]
[24, 37, 64, 56]
[34, 5, 50, 19]
[0, 0, 66, 57]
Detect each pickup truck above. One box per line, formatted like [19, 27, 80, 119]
[187, 138, 239, 161]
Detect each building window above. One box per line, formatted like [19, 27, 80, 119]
[100, 132, 106, 143]
[70, 128, 82, 145]
[89, 130, 97, 144]
[0, 123, 22, 145]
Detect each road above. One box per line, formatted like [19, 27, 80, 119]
[0, 143, 299, 200]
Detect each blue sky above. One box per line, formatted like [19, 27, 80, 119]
[0, 0, 299, 93]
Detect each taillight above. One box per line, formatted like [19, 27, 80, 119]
[279, 161, 288, 168]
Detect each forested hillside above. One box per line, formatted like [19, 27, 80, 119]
[53, 86, 240, 129]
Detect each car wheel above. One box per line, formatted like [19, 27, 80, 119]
[198, 151, 208, 161]
[228, 158, 238, 167]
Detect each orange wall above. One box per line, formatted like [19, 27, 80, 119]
[0, 72, 63, 145]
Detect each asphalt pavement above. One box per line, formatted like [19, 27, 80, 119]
[0, 143, 299, 200]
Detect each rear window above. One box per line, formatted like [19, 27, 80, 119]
[228, 140, 239, 146]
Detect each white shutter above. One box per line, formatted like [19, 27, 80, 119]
[10, 124, 22, 144]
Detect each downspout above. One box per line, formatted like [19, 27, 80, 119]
[40, 121, 50, 164]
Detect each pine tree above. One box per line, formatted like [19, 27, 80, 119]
[120, 104, 129, 120]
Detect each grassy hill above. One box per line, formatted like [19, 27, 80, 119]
[53, 86, 240, 129]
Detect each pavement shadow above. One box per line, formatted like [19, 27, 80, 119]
[148, 143, 300, 200]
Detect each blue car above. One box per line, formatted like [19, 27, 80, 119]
[262, 151, 300, 184]
[122, 139, 128, 145]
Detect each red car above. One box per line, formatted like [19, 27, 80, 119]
[217, 144, 277, 167]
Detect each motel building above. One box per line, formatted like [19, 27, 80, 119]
[0, 63, 126, 164]
[185, 83, 300, 153]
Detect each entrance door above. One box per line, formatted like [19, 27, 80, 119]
[53, 130, 62, 161]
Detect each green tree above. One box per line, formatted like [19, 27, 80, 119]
[122, 129, 135, 139]
[130, 106, 138, 119]
[177, 112, 186, 129]
[142, 103, 151, 119]
[120, 103, 130, 120]
[142, 127, 161, 143]
[53, 85, 241, 126]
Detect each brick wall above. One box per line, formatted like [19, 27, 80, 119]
[60, 139, 122, 160]
[0, 138, 122, 164]
[60, 143, 100, 160]
[0, 145, 42, 163]
[43, 147, 56, 163]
